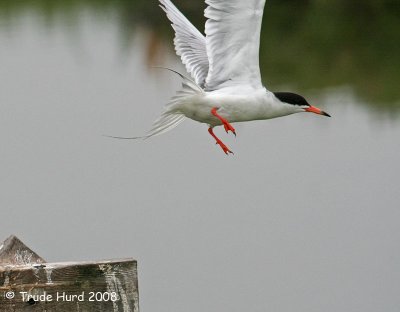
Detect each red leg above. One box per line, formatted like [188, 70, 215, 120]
[208, 127, 233, 155]
[211, 107, 236, 136]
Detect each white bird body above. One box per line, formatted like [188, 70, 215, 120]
[110, 0, 330, 154]
[173, 86, 302, 127]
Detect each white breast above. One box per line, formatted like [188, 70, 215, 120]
[176, 86, 299, 126]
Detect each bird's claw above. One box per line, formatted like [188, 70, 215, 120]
[221, 146, 234, 155]
[223, 123, 236, 136]
[211, 107, 236, 137]
[215, 140, 233, 155]
[208, 126, 234, 155]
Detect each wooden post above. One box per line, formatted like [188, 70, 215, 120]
[0, 235, 139, 312]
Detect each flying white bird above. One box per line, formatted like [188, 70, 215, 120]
[111, 0, 330, 154]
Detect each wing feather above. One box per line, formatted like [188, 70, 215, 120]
[204, 0, 266, 91]
[159, 0, 209, 87]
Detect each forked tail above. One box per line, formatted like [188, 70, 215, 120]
[105, 68, 203, 140]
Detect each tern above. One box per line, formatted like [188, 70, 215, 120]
[111, 0, 331, 154]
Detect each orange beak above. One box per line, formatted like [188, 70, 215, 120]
[305, 105, 331, 117]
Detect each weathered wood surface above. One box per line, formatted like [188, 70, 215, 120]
[0, 236, 139, 312]
[0, 235, 45, 265]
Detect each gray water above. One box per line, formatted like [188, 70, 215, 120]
[1, 8, 400, 312]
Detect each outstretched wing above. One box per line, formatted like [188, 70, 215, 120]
[204, 0, 266, 91]
[159, 0, 209, 87]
